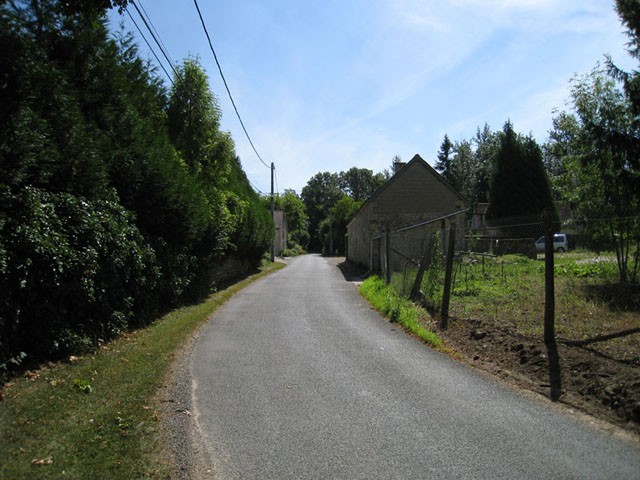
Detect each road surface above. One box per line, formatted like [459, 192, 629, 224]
[189, 255, 639, 479]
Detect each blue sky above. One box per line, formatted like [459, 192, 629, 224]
[109, 1, 634, 195]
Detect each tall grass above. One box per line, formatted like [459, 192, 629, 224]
[359, 276, 442, 348]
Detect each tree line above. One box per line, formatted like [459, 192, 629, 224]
[279, 1, 638, 284]
[0, 1, 273, 376]
[1, 0, 637, 378]
[430, 0, 639, 283]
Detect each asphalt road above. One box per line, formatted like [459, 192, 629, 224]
[190, 255, 640, 479]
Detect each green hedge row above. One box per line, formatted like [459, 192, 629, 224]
[0, 2, 273, 376]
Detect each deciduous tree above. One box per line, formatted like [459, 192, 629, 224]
[546, 71, 639, 282]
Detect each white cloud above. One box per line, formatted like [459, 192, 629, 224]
[213, 0, 631, 193]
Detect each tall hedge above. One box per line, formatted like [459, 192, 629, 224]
[0, 1, 273, 376]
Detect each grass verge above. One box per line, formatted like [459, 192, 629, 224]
[359, 276, 442, 349]
[0, 261, 285, 480]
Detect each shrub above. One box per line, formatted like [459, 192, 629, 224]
[0, 187, 159, 370]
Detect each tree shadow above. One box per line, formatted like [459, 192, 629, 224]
[582, 282, 640, 313]
[337, 260, 370, 282]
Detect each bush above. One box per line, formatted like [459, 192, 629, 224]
[0, 187, 159, 369]
[282, 243, 306, 257]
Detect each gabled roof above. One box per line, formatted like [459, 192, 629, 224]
[347, 154, 466, 228]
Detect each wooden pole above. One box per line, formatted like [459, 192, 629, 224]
[544, 210, 562, 401]
[440, 223, 456, 330]
[410, 234, 435, 301]
[385, 230, 391, 284]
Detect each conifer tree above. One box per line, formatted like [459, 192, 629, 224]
[486, 122, 558, 234]
[435, 134, 454, 183]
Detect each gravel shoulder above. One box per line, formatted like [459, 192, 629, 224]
[157, 327, 217, 479]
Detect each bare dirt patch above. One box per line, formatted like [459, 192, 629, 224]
[437, 315, 640, 436]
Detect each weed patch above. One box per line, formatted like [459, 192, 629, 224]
[360, 276, 442, 348]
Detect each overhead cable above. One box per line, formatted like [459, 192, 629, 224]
[250, 181, 265, 195]
[125, 8, 174, 86]
[137, 0, 175, 69]
[130, 0, 178, 77]
[192, 0, 271, 170]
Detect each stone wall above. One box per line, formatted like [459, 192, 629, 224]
[347, 155, 466, 270]
[211, 255, 255, 286]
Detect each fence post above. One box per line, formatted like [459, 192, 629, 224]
[440, 223, 456, 330]
[410, 234, 435, 301]
[544, 210, 562, 401]
[440, 219, 447, 262]
[385, 229, 391, 284]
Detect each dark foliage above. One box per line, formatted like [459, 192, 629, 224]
[0, 1, 273, 376]
[486, 122, 558, 238]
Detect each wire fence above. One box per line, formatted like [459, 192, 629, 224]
[371, 214, 584, 315]
[360, 210, 640, 401]
[365, 211, 639, 313]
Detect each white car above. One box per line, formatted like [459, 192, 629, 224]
[535, 233, 569, 253]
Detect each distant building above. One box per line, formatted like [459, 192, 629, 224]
[273, 209, 287, 257]
[346, 154, 466, 271]
[470, 203, 490, 230]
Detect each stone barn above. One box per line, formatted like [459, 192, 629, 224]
[273, 209, 287, 257]
[346, 154, 466, 271]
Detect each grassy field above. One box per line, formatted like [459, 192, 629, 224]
[447, 251, 639, 361]
[0, 261, 285, 480]
[385, 250, 639, 361]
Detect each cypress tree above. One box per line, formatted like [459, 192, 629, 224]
[486, 122, 558, 235]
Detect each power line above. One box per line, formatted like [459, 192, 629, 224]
[130, 0, 178, 77]
[192, 0, 271, 170]
[124, 2, 269, 194]
[137, 0, 175, 69]
[249, 182, 264, 195]
[125, 8, 174, 86]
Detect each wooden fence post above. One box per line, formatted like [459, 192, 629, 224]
[410, 234, 435, 301]
[385, 230, 391, 284]
[544, 210, 562, 401]
[440, 223, 456, 330]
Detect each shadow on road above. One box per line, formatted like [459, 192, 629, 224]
[335, 259, 369, 283]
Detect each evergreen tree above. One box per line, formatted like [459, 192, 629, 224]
[435, 134, 454, 183]
[167, 58, 227, 180]
[608, 0, 640, 117]
[0, 0, 274, 374]
[486, 121, 558, 235]
[472, 124, 498, 203]
[450, 139, 475, 201]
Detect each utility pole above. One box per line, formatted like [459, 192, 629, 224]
[270, 162, 275, 262]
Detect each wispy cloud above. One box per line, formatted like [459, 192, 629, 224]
[206, 0, 630, 192]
